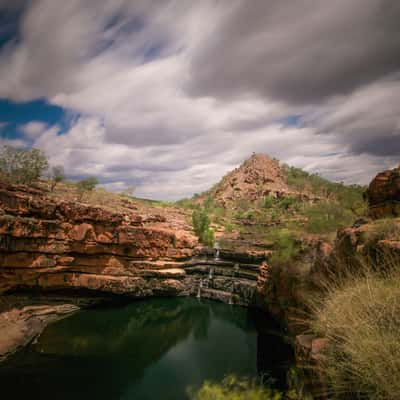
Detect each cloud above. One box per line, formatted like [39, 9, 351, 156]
[0, 1, 398, 198]
[188, 0, 400, 105]
[20, 120, 48, 139]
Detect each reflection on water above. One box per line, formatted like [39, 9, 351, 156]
[0, 298, 293, 400]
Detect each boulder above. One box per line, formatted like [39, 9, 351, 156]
[367, 166, 400, 218]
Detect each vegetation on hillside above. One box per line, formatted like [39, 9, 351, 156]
[192, 208, 215, 246]
[76, 177, 99, 201]
[48, 165, 66, 191]
[310, 249, 400, 400]
[176, 161, 367, 271]
[0, 145, 48, 184]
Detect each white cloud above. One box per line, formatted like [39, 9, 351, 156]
[20, 121, 48, 139]
[0, 1, 398, 199]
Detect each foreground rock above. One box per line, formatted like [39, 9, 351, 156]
[0, 303, 79, 361]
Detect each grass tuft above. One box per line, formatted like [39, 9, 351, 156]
[309, 252, 400, 399]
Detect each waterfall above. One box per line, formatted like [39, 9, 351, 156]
[214, 242, 220, 260]
[196, 278, 203, 299]
[208, 267, 214, 280]
[229, 264, 240, 305]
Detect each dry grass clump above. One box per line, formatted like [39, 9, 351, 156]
[310, 254, 400, 399]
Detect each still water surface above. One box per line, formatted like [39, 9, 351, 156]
[0, 298, 293, 399]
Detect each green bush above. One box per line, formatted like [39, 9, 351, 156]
[76, 177, 99, 201]
[310, 256, 400, 399]
[263, 194, 275, 208]
[175, 198, 198, 209]
[192, 208, 215, 246]
[277, 196, 301, 211]
[305, 201, 354, 234]
[267, 229, 301, 265]
[0, 145, 48, 184]
[188, 375, 283, 400]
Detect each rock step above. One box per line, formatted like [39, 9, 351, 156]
[197, 288, 234, 304]
[185, 266, 258, 280]
[185, 259, 261, 271]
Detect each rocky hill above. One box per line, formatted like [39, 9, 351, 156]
[196, 153, 315, 207]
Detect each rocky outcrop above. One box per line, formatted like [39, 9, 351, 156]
[197, 154, 307, 207]
[0, 303, 79, 361]
[255, 238, 333, 334]
[367, 166, 400, 218]
[0, 182, 265, 306]
[0, 181, 198, 296]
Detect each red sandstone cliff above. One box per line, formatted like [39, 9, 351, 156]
[0, 181, 198, 296]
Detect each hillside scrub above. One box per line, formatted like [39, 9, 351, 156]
[267, 229, 303, 265]
[0, 145, 48, 184]
[310, 254, 400, 399]
[305, 201, 355, 234]
[192, 208, 215, 246]
[48, 165, 65, 191]
[76, 177, 99, 201]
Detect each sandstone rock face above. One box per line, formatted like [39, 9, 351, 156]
[0, 182, 263, 307]
[0, 182, 198, 296]
[367, 166, 400, 218]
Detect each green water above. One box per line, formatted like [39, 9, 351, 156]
[0, 298, 293, 400]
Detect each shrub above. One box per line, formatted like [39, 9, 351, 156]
[192, 208, 215, 246]
[305, 201, 354, 234]
[263, 194, 275, 208]
[267, 229, 301, 265]
[277, 196, 300, 211]
[310, 256, 400, 399]
[175, 198, 198, 209]
[187, 375, 283, 400]
[76, 177, 99, 201]
[0, 145, 48, 184]
[49, 165, 65, 191]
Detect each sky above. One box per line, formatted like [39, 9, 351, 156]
[0, 0, 399, 200]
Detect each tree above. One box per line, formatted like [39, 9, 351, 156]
[192, 208, 214, 246]
[0, 145, 48, 184]
[76, 177, 99, 201]
[49, 165, 65, 192]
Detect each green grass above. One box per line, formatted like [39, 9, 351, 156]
[310, 253, 400, 399]
[305, 201, 355, 234]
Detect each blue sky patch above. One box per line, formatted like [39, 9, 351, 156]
[280, 114, 302, 127]
[0, 98, 73, 142]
